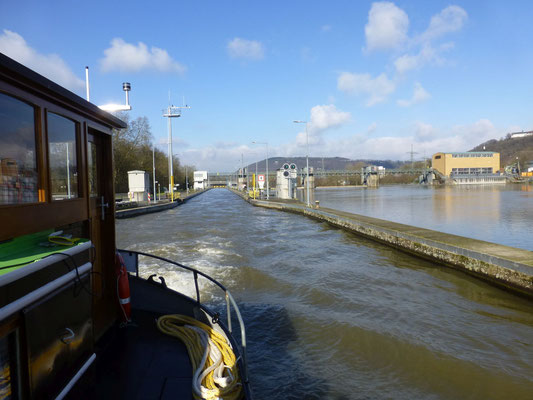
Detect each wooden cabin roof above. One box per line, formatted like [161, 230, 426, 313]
[0, 52, 127, 130]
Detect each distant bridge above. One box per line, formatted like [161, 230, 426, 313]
[209, 169, 427, 182]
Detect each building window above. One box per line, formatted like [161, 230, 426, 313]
[0, 92, 39, 205]
[435, 155, 441, 159]
[48, 113, 78, 200]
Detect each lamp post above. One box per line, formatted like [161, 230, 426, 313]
[152, 144, 157, 203]
[252, 141, 269, 200]
[185, 166, 189, 195]
[293, 120, 310, 207]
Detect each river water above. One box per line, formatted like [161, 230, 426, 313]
[314, 184, 533, 251]
[116, 189, 533, 400]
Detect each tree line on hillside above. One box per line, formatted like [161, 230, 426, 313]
[112, 113, 195, 194]
[471, 135, 533, 170]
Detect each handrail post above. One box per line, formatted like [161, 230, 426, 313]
[225, 291, 232, 333]
[193, 271, 200, 303]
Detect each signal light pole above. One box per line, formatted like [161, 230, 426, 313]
[294, 120, 310, 207]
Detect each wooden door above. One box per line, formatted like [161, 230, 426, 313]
[87, 129, 116, 339]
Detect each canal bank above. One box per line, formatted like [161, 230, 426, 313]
[116, 189, 209, 219]
[233, 190, 533, 299]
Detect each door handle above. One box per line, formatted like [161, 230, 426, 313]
[100, 196, 109, 220]
[60, 328, 75, 344]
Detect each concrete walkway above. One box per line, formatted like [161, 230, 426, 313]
[116, 189, 209, 219]
[232, 189, 533, 298]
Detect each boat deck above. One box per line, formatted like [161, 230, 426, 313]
[69, 309, 193, 399]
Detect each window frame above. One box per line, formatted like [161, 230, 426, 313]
[0, 89, 42, 207]
[45, 110, 83, 202]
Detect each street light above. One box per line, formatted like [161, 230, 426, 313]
[293, 120, 310, 207]
[152, 144, 157, 203]
[162, 104, 190, 202]
[251, 141, 269, 200]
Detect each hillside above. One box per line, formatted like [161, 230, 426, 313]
[470, 135, 533, 168]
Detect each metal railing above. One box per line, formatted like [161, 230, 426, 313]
[117, 249, 248, 383]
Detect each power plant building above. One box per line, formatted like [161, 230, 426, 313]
[432, 152, 500, 177]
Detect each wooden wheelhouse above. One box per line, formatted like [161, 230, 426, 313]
[0, 52, 126, 398]
[0, 53, 251, 400]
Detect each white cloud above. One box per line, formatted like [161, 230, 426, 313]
[365, 2, 409, 51]
[227, 38, 265, 60]
[367, 122, 378, 133]
[309, 104, 351, 132]
[393, 5, 467, 74]
[0, 29, 84, 91]
[420, 5, 468, 43]
[394, 42, 454, 74]
[294, 104, 351, 147]
[315, 124, 497, 161]
[451, 119, 499, 143]
[100, 38, 186, 73]
[414, 121, 438, 142]
[177, 119, 501, 171]
[337, 72, 396, 106]
[179, 144, 256, 172]
[397, 82, 431, 107]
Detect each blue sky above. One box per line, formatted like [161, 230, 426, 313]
[1, 1, 533, 171]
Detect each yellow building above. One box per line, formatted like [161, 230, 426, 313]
[432, 152, 500, 177]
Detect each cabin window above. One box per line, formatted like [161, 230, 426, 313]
[0, 92, 39, 205]
[47, 113, 79, 200]
[0, 334, 13, 399]
[435, 155, 441, 159]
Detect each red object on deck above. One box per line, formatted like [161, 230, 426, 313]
[115, 252, 131, 322]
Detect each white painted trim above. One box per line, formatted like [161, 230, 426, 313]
[55, 353, 96, 400]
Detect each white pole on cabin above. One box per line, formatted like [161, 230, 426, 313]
[66, 143, 71, 199]
[85, 67, 90, 102]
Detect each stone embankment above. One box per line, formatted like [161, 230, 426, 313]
[232, 190, 533, 299]
[116, 189, 209, 219]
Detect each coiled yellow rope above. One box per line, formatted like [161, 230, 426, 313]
[157, 314, 243, 400]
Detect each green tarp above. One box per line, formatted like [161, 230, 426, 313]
[0, 230, 89, 276]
